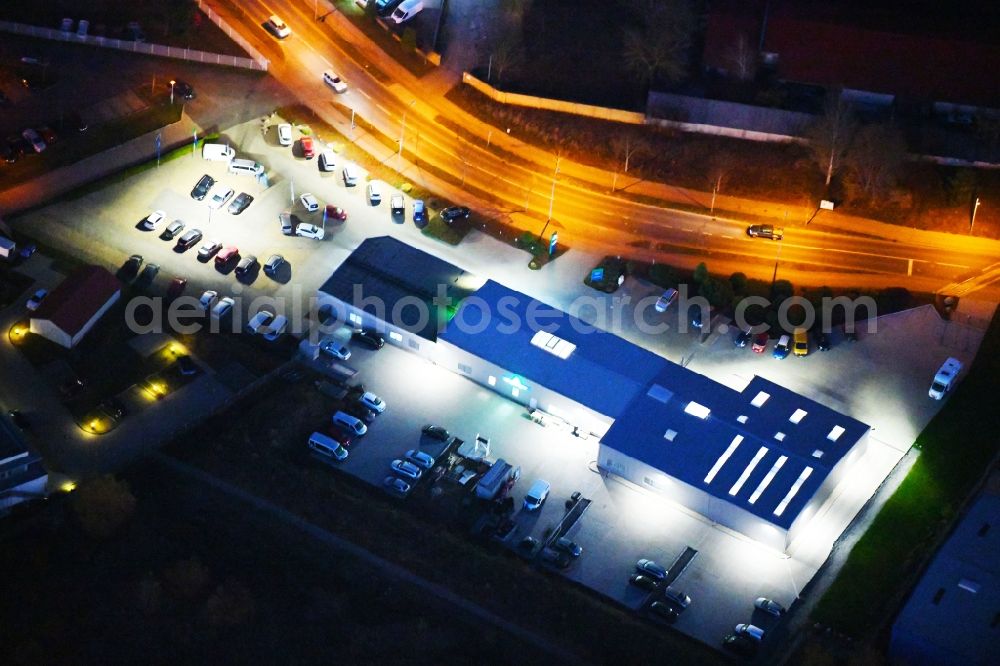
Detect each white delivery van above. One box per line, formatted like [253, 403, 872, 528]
[0, 236, 16, 260]
[332, 411, 367, 436]
[228, 158, 264, 176]
[929, 357, 962, 400]
[203, 143, 235, 162]
[390, 0, 424, 23]
[308, 432, 348, 463]
[342, 163, 359, 187]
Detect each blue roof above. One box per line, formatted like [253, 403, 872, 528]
[439, 280, 669, 419]
[600, 368, 869, 529]
[892, 493, 1000, 666]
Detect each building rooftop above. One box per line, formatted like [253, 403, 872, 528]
[319, 237, 477, 341]
[30, 265, 120, 337]
[600, 367, 869, 529]
[439, 280, 670, 419]
[892, 491, 1000, 666]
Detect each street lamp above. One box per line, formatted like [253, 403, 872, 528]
[399, 99, 415, 159]
[547, 156, 561, 221]
[169, 79, 175, 105]
[971, 197, 982, 234]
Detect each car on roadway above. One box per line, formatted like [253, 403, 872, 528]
[245, 310, 275, 335]
[648, 601, 679, 623]
[160, 219, 185, 240]
[141, 210, 167, 230]
[754, 597, 786, 616]
[325, 204, 347, 221]
[26, 289, 47, 311]
[300, 136, 315, 159]
[228, 192, 253, 215]
[635, 559, 667, 581]
[208, 184, 235, 210]
[190, 174, 214, 200]
[772, 334, 791, 359]
[441, 206, 471, 223]
[384, 476, 411, 496]
[296, 223, 324, 240]
[629, 573, 659, 591]
[746, 224, 783, 240]
[176, 228, 203, 250]
[422, 424, 450, 441]
[300, 192, 319, 212]
[358, 391, 386, 413]
[263, 254, 285, 277]
[210, 296, 235, 319]
[351, 328, 384, 350]
[198, 290, 218, 310]
[215, 245, 239, 267]
[197, 238, 222, 260]
[21, 128, 46, 152]
[391, 459, 422, 481]
[277, 123, 293, 146]
[322, 70, 347, 93]
[319, 149, 336, 171]
[654, 288, 678, 312]
[554, 537, 583, 558]
[235, 254, 258, 278]
[320, 339, 351, 360]
[752, 332, 768, 353]
[265, 14, 291, 39]
[735, 328, 752, 347]
[405, 449, 435, 470]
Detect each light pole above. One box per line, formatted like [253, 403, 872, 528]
[770, 239, 783, 291]
[169, 79, 175, 105]
[547, 156, 561, 221]
[398, 99, 415, 159]
[971, 197, 982, 234]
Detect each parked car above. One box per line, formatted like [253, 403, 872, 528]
[405, 449, 434, 470]
[296, 223, 324, 240]
[735, 328, 752, 347]
[734, 624, 765, 642]
[754, 597, 786, 616]
[208, 184, 235, 210]
[664, 586, 691, 610]
[121, 254, 143, 281]
[215, 246, 239, 267]
[191, 174, 214, 200]
[772, 334, 791, 359]
[211, 296, 235, 319]
[648, 601, 679, 622]
[351, 328, 384, 349]
[319, 150, 336, 171]
[235, 254, 258, 278]
[654, 288, 678, 313]
[325, 205, 347, 221]
[357, 392, 386, 413]
[137, 263, 159, 285]
[539, 548, 571, 569]
[176, 228, 203, 250]
[751, 332, 768, 353]
[300, 193, 319, 212]
[554, 537, 583, 558]
[366, 181, 382, 206]
[197, 238, 222, 260]
[412, 199, 425, 225]
[384, 476, 410, 496]
[58, 376, 85, 398]
[160, 219, 185, 240]
[320, 339, 351, 360]
[518, 536, 539, 553]
[629, 573, 659, 591]
[277, 122, 293, 145]
[523, 479, 550, 511]
[263, 254, 285, 277]
[636, 559, 667, 581]
[176, 355, 198, 376]
[299, 136, 315, 159]
[25, 289, 47, 311]
[265, 14, 292, 39]
[245, 310, 275, 335]
[722, 634, 758, 657]
[141, 210, 167, 230]
[441, 206, 470, 223]
[691, 307, 710, 330]
[263, 315, 287, 342]
[166, 277, 187, 300]
[391, 459, 422, 481]
[422, 424, 450, 441]
[98, 399, 127, 422]
[198, 290, 218, 310]
[279, 212, 295, 235]
[37, 126, 57, 145]
[174, 80, 195, 99]
[228, 192, 253, 215]
[21, 128, 46, 153]
[793, 328, 809, 357]
[816, 331, 832, 351]
[346, 404, 377, 424]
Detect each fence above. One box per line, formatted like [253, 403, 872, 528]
[196, 0, 269, 71]
[0, 16, 267, 72]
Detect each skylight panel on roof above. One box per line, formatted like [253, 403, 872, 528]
[774, 467, 813, 516]
[789, 409, 807, 424]
[827, 425, 845, 442]
[704, 435, 743, 484]
[774, 432, 785, 441]
[530, 330, 576, 359]
[748, 455, 787, 504]
[729, 447, 769, 496]
[737, 415, 748, 424]
[663, 429, 677, 442]
[750, 391, 770, 407]
[647, 384, 673, 404]
[684, 402, 711, 419]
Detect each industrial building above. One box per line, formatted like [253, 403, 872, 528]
[29, 265, 121, 349]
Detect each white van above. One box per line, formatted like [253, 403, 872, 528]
[367, 181, 382, 206]
[332, 411, 367, 436]
[308, 432, 348, 463]
[203, 143, 235, 162]
[390, 0, 424, 23]
[228, 158, 264, 176]
[342, 163, 359, 187]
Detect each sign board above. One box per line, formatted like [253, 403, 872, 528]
[549, 232, 558, 256]
[820, 199, 835, 210]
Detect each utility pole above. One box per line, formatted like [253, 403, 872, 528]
[548, 156, 561, 221]
[971, 197, 982, 234]
[399, 100, 415, 159]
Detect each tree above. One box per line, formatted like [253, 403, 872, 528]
[726, 34, 758, 82]
[844, 123, 908, 200]
[491, 34, 523, 85]
[622, 0, 695, 89]
[699, 276, 735, 309]
[71, 475, 137, 539]
[163, 557, 211, 600]
[806, 92, 858, 188]
[729, 271, 748, 294]
[610, 135, 647, 175]
[203, 580, 256, 627]
[693, 262, 709, 284]
[649, 263, 678, 287]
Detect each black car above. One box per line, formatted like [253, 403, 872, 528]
[422, 424, 450, 441]
[175, 355, 198, 376]
[59, 377, 85, 398]
[539, 548, 571, 569]
[99, 399, 127, 422]
[352, 328, 385, 350]
[228, 192, 253, 215]
[7, 409, 30, 430]
[722, 634, 758, 658]
[629, 573, 658, 591]
[648, 601, 679, 623]
[9, 136, 31, 159]
[174, 80, 195, 100]
[1, 144, 16, 164]
[346, 404, 376, 424]
[235, 255, 258, 278]
[137, 263, 159, 286]
[121, 254, 143, 281]
[441, 206, 471, 224]
[816, 332, 831, 351]
[518, 536, 539, 553]
[735, 328, 752, 347]
[191, 174, 215, 200]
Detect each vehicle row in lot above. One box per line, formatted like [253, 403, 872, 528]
[738, 327, 836, 356]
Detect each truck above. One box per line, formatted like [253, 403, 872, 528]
[929, 357, 962, 400]
[475, 458, 520, 500]
[458, 433, 490, 461]
[0, 236, 16, 260]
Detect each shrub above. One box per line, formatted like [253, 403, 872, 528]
[70, 475, 137, 539]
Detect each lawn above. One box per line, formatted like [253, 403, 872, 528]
[812, 304, 1000, 636]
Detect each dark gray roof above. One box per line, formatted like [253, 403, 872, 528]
[319, 237, 474, 341]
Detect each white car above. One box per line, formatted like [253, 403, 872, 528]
[197, 239, 222, 260]
[245, 310, 275, 335]
[358, 392, 386, 413]
[142, 210, 167, 230]
[391, 459, 422, 481]
[322, 70, 347, 93]
[263, 315, 287, 342]
[199, 290, 218, 310]
[207, 185, 235, 210]
[320, 339, 350, 360]
[210, 296, 235, 319]
[300, 193, 319, 212]
[405, 449, 434, 470]
[319, 150, 336, 172]
[26, 289, 48, 311]
[654, 288, 678, 313]
[367, 181, 382, 206]
[277, 123, 293, 146]
[265, 14, 291, 39]
[296, 223, 324, 240]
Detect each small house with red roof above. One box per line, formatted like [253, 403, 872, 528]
[29, 266, 121, 348]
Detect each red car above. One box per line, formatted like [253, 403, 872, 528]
[300, 136, 315, 159]
[327, 424, 354, 448]
[751, 333, 769, 353]
[325, 204, 347, 221]
[215, 246, 239, 266]
[166, 277, 188, 300]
